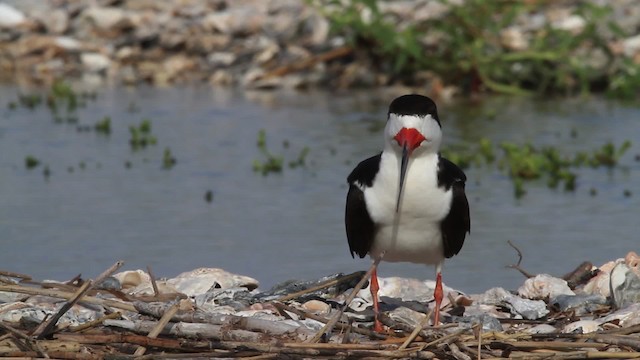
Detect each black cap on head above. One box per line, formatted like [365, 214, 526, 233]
[388, 94, 440, 125]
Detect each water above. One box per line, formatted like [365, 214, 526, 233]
[1, 85, 638, 294]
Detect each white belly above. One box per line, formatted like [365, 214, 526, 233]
[364, 152, 451, 265]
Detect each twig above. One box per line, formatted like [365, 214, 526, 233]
[69, 312, 122, 332]
[0, 284, 136, 312]
[146, 265, 160, 297]
[0, 269, 32, 280]
[275, 271, 363, 302]
[33, 280, 93, 339]
[133, 302, 180, 356]
[272, 302, 385, 339]
[33, 261, 124, 339]
[307, 255, 383, 343]
[505, 240, 535, 278]
[260, 46, 353, 79]
[399, 307, 434, 350]
[0, 321, 49, 357]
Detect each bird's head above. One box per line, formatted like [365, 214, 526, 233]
[384, 94, 442, 157]
[384, 94, 442, 212]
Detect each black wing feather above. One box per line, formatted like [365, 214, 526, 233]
[345, 154, 381, 258]
[437, 156, 471, 258]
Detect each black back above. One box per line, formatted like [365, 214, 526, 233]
[345, 153, 381, 258]
[437, 156, 471, 258]
[388, 94, 441, 126]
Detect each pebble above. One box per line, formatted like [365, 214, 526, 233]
[0, 3, 25, 28]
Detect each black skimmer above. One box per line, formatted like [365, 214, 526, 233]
[345, 94, 470, 331]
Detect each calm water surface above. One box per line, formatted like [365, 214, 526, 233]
[1, 85, 638, 294]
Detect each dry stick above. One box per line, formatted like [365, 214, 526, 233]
[146, 265, 160, 297]
[33, 261, 124, 339]
[275, 271, 364, 302]
[33, 280, 93, 339]
[0, 321, 48, 358]
[133, 303, 180, 356]
[0, 284, 136, 312]
[0, 269, 32, 280]
[505, 240, 535, 278]
[307, 255, 384, 343]
[419, 329, 468, 352]
[272, 302, 385, 340]
[260, 46, 353, 79]
[69, 312, 121, 332]
[399, 307, 435, 350]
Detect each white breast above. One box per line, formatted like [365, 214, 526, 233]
[364, 152, 452, 265]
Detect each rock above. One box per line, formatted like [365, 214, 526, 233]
[209, 70, 235, 85]
[549, 294, 607, 315]
[610, 262, 640, 309]
[0, 3, 26, 28]
[563, 320, 601, 334]
[202, 10, 265, 36]
[518, 274, 574, 300]
[452, 313, 503, 332]
[302, 299, 330, 314]
[113, 270, 151, 289]
[500, 27, 528, 51]
[194, 287, 254, 311]
[81, 7, 131, 32]
[167, 268, 259, 296]
[599, 303, 640, 327]
[81, 52, 111, 73]
[583, 252, 640, 299]
[208, 52, 237, 67]
[54, 36, 83, 52]
[33, 8, 69, 34]
[551, 14, 586, 34]
[527, 324, 557, 334]
[477, 287, 549, 320]
[387, 306, 427, 328]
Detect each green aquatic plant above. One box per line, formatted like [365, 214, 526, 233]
[94, 116, 111, 135]
[253, 130, 312, 176]
[18, 94, 42, 109]
[442, 138, 632, 198]
[129, 119, 157, 150]
[162, 147, 177, 169]
[25, 155, 40, 169]
[253, 129, 284, 175]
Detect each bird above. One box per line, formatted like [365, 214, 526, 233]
[345, 94, 470, 332]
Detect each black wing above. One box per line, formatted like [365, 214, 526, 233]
[437, 156, 471, 259]
[345, 154, 381, 258]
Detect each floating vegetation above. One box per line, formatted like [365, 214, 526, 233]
[129, 119, 157, 150]
[442, 138, 632, 198]
[94, 116, 111, 135]
[289, 147, 310, 169]
[253, 130, 284, 176]
[25, 156, 40, 169]
[162, 147, 177, 169]
[205, 190, 214, 203]
[252, 130, 312, 176]
[17, 93, 42, 109]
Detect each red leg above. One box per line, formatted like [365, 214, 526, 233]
[370, 267, 384, 333]
[433, 271, 443, 326]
